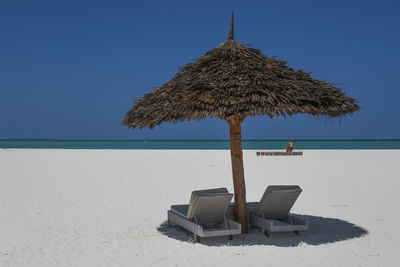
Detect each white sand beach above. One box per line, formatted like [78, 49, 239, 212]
[0, 149, 399, 266]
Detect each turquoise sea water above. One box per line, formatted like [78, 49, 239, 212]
[0, 140, 399, 149]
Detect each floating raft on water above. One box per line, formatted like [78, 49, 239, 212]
[256, 151, 303, 156]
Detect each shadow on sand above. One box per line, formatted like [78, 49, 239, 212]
[157, 214, 368, 246]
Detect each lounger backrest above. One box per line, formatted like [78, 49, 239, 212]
[187, 188, 233, 224]
[255, 185, 302, 219]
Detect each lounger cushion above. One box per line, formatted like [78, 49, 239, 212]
[255, 185, 302, 219]
[187, 188, 232, 224]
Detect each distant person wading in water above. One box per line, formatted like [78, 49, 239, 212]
[286, 140, 294, 152]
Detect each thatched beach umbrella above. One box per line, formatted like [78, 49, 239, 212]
[123, 14, 359, 232]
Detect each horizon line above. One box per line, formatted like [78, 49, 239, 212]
[1, 139, 400, 141]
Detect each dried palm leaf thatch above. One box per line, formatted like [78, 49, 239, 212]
[123, 17, 359, 129]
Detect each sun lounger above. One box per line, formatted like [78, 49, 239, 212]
[168, 188, 242, 242]
[248, 185, 309, 236]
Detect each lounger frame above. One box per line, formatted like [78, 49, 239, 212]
[168, 208, 241, 242]
[250, 212, 309, 235]
[167, 188, 241, 243]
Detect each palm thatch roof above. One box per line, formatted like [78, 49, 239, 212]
[123, 14, 359, 129]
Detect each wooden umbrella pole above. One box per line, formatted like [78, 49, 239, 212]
[228, 116, 248, 233]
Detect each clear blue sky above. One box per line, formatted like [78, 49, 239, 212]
[1, 0, 399, 140]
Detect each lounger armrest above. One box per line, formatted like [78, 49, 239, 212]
[250, 214, 273, 229]
[291, 215, 309, 227]
[250, 213, 309, 232]
[168, 210, 203, 235]
[227, 219, 242, 232]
